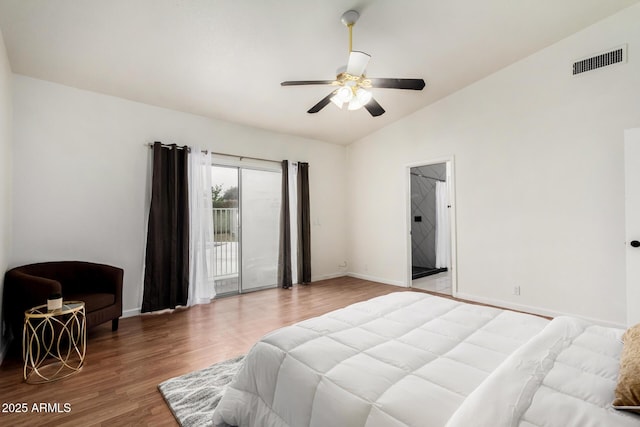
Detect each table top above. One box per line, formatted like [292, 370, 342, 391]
[25, 301, 85, 318]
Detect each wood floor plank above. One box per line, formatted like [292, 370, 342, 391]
[0, 277, 421, 426]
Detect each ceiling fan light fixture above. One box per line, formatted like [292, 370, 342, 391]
[330, 95, 344, 109]
[335, 86, 353, 103]
[331, 87, 371, 111]
[347, 98, 363, 111]
[355, 87, 372, 105]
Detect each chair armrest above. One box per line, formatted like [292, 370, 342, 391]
[85, 264, 123, 296]
[6, 271, 62, 302]
[3, 271, 63, 332]
[101, 265, 123, 307]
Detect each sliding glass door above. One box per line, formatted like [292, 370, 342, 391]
[211, 164, 281, 295]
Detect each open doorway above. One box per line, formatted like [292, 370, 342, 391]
[408, 160, 455, 295]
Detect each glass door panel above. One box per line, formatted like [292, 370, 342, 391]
[211, 166, 239, 295]
[240, 168, 281, 291]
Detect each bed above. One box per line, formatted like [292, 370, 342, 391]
[446, 316, 640, 427]
[212, 292, 640, 427]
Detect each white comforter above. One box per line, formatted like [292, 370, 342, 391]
[212, 292, 549, 427]
[445, 316, 640, 427]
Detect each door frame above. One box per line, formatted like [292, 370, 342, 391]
[404, 156, 458, 297]
[211, 158, 282, 295]
[625, 128, 640, 325]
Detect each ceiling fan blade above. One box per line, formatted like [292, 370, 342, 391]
[364, 97, 385, 117]
[346, 51, 371, 76]
[281, 80, 335, 86]
[307, 90, 338, 114]
[368, 78, 426, 90]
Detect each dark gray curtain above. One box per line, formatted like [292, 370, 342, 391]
[278, 160, 293, 289]
[142, 142, 190, 312]
[297, 162, 311, 284]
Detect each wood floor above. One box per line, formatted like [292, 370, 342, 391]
[0, 276, 427, 426]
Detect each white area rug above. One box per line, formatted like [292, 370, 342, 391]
[158, 355, 244, 427]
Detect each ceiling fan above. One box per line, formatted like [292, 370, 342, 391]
[281, 10, 426, 117]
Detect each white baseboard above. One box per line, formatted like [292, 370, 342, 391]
[312, 272, 348, 282]
[347, 272, 407, 288]
[123, 274, 347, 317]
[122, 308, 141, 318]
[123, 285, 625, 329]
[455, 292, 627, 329]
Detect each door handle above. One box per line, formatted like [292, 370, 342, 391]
[631, 240, 640, 248]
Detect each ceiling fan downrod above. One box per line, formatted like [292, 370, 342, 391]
[341, 10, 360, 53]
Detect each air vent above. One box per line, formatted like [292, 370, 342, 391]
[572, 45, 626, 76]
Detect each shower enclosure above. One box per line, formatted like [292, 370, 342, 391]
[410, 163, 450, 279]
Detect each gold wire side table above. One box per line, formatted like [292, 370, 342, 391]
[23, 301, 86, 384]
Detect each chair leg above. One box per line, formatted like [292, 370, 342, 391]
[112, 318, 119, 332]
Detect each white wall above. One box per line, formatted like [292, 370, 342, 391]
[346, 4, 640, 326]
[0, 29, 12, 356]
[11, 76, 347, 316]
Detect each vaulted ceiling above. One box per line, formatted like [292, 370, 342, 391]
[0, 0, 638, 144]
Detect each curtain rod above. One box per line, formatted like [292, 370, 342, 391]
[210, 151, 281, 165]
[146, 143, 281, 164]
[410, 172, 445, 182]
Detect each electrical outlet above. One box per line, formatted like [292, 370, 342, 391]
[513, 286, 521, 296]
